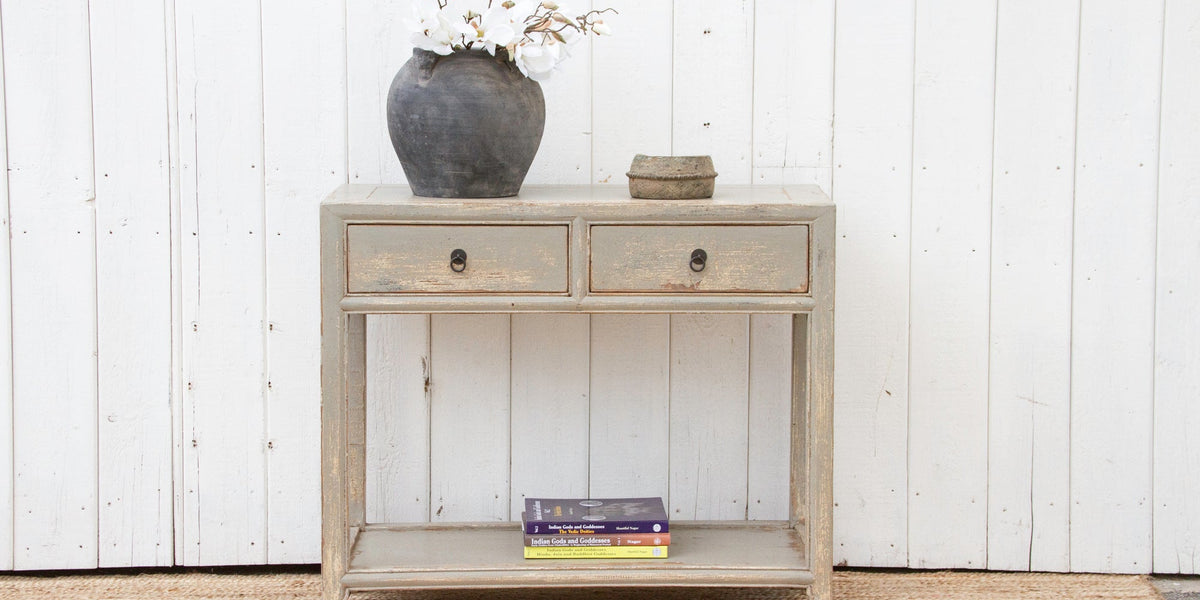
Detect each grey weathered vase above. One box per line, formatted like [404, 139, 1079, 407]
[387, 48, 546, 198]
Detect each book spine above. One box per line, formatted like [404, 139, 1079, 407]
[523, 545, 669, 559]
[522, 521, 669, 535]
[524, 533, 671, 547]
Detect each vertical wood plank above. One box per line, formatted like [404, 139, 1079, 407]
[347, 0, 412, 185]
[525, 0, 592, 185]
[590, 0, 672, 184]
[1153, 0, 1200, 575]
[346, 314, 368, 531]
[429, 315, 509, 521]
[164, 0, 187, 564]
[590, 315, 669, 500]
[4, 0, 99, 570]
[1070, 0, 1163, 574]
[747, 314, 792, 520]
[261, 0, 348, 564]
[673, 0, 754, 183]
[669, 315, 749, 520]
[752, 0, 835, 192]
[987, 0, 1078, 573]
[806, 208, 837, 600]
[90, 0, 175, 568]
[175, 0, 268, 565]
[0, 8, 13, 571]
[907, 0, 996, 570]
[790, 314, 811, 538]
[510, 315, 589, 519]
[365, 315, 431, 524]
[319, 211, 350, 600]
[829, 0, 914, 568]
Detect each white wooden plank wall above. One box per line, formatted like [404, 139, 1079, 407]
[1070, 0, 1163, 573]
[510, 314, 590, 518]
[746, 315, 794, 520]
[175, 0, 269, 565]
[90, 0, 175, 568]
[526, 0, 592, 184]
[673, 1, 754, 184]
[591, 0, 672, 182]
[365, 315, 430, 524]
[347, 0, 412, 186]
[752, 0, 834, 190]
[261, 0, 347, 563]
[4, 0, 99, 570]
[0, 0, 1196, 575]
[163, 0, 186, 563]
[589, 315, 671, 500]
[1154, 0, 1200, 575]
[0, 9, 13, 572]
[907, 0, 995, 569]
[987, 0, 1077, 573]
[829, 0, 914, 568]
[429, 315, 511, 521]
[669, 316, 751, 520]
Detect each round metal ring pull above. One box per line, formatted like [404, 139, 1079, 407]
[450, 249, 467, 272]
[690, 248, 707, 272]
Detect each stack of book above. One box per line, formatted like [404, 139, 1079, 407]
[522, 497, 670, 559]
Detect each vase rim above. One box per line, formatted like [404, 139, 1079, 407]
[414, 47, 509, 58]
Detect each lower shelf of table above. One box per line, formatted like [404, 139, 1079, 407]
[342, 521, 810, 591]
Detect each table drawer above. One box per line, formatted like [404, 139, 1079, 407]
[346, 225, 569, 293]
[589, 225, 809, 293]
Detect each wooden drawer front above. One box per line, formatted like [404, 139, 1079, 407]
[590, 225, 809, 293]
[347, 225, 569, 293]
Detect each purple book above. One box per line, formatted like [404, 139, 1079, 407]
[523, 497, 669, 535]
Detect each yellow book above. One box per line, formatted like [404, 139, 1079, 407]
[523, 545, 669, 559]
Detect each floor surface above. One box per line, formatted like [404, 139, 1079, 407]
[0, 567, 1186, 600]
[1153, 576, 1200, 600]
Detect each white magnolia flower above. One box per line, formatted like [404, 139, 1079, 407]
[479, 6, 518, 52]
[407, 7, 457, 55]
[453, 20, 481, 41]
[513, 40, 562, 81]
[448, 5, 521, 55]
[509, 43, 531, 77]
[405, 0, 614, 80]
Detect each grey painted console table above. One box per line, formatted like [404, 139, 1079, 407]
[319, 184, 835, 600]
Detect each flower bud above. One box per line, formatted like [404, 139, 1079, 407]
[541, 1, 558, 9]
[502, 0, 515, 6]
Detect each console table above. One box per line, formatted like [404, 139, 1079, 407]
[320, 184, 834, 599]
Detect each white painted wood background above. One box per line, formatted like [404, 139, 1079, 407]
[0, 0, 1196, 575]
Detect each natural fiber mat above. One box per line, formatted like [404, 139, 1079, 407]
[0, 569, 1164, 600]
[834, 571, 1162, 600]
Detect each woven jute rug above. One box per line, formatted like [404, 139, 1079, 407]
[0, 569, 1164, 600]
[834, 571, 1161, 599]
